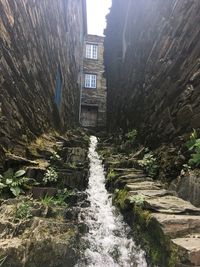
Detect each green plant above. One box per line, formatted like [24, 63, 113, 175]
[107, 169, 117, 181]
[0, 169, 35, 197]
[41, 190, 71, 207]
[138, 151, 159, 178]
[55, 188, 73, 206]
[125, 129, 137, 141]
[50, 151, 61, 161]
[129, 194, 145, 207]
[186, 129, 200, 167]
[14, 201, 32, 220]
[68, 162, 77, 169]
[43, 167, 58, 184]
[41, 195, 54, 206]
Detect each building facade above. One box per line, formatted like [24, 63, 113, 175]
[80, 35, 107, 128]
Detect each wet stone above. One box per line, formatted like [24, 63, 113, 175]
[64, 209, 79, 221]
[78, 223, 89, 234]
[80, 200, 90, 208]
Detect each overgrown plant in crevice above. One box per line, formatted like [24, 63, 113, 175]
[43, 167, 58, 185]
[0, 169, 37, 197]
[14, 200, 32, 220]
[107, 169, 117, 181]
[120, 129, 138, 154]
[40, 189, 73, 207]
[138, 150, 159, 178]
[106, 169, 118, 191]
[186, 129, 200, 167]
[125, 129, 138, 143]
[50, 151, 62, 165]
[129, 194, 145, 208]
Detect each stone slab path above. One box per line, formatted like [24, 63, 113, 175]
[104, 156, 200, 266]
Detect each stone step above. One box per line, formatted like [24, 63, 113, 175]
[172, 234, 200, 266]
[118, 173, 149, 179]
[144, 195, 200, 214]
[112, 168, 143, 174]
[125, 181, 163, 191]
[115, 177, 153, 189]
[152, 214, 200, 238]
[127, 188, 175, 199]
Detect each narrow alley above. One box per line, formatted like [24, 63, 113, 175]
[0, 0, 200, 266]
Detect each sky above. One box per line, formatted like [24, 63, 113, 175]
[86, 0, 112, 36]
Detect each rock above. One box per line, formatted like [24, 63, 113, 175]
[80, 200, 90, 208]
[26, 166, 47, 182]
[67, 147, 87, 164]
[0, 238, 26, 267]
[170, 170, 200, 207]
[176, 105, 193, 126]
[31, 187, 57, 199]
[172, 234, 200, 266]
[113, 168, 143, 174]
[0, 0, 86, 161]
[152, 214, 200, 238]
[105, 0, 200, 148]
[0, 200, 80, 267]
[125, 181, 162, 191]
[64, 208, 79, 220]
[115, 177, 153, 189]
[127, 189, 175, 199]
[144, 196, 200, 214]
[58, 169, 88, 190]
[78, 222, 89, 234]
[67, 192, 88, 206]
[191, 113, 200, 128]
[5, 154, 38, 168]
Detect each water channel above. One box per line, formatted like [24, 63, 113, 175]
[77, 136, 147, 267]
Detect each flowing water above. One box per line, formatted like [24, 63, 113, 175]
[77, 136, 147, 267]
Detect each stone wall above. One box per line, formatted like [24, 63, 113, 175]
[105, 0, 200, 147]
[0, 0, 86, 164]
[81, 35, 107, 128]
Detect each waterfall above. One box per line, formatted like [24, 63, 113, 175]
[77, 136, 147, 267]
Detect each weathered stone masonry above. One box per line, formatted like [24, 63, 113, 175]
[80, 35, 107, 128]
[105, 0, 200, 146]
[0, 0, 87, 164]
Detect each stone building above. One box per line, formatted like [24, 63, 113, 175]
[80, 35, 107, 128]
[0, 0, 87, 164]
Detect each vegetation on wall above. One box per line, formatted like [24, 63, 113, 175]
[186, 129, 200, 167]
[0, 169, 36, 197]
[138, 151, 159, 178]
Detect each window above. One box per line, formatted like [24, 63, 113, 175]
[86, 44, 98, 59]
[85, 74, 97, 88]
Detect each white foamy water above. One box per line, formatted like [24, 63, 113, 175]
[77, 136, 147, 267]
